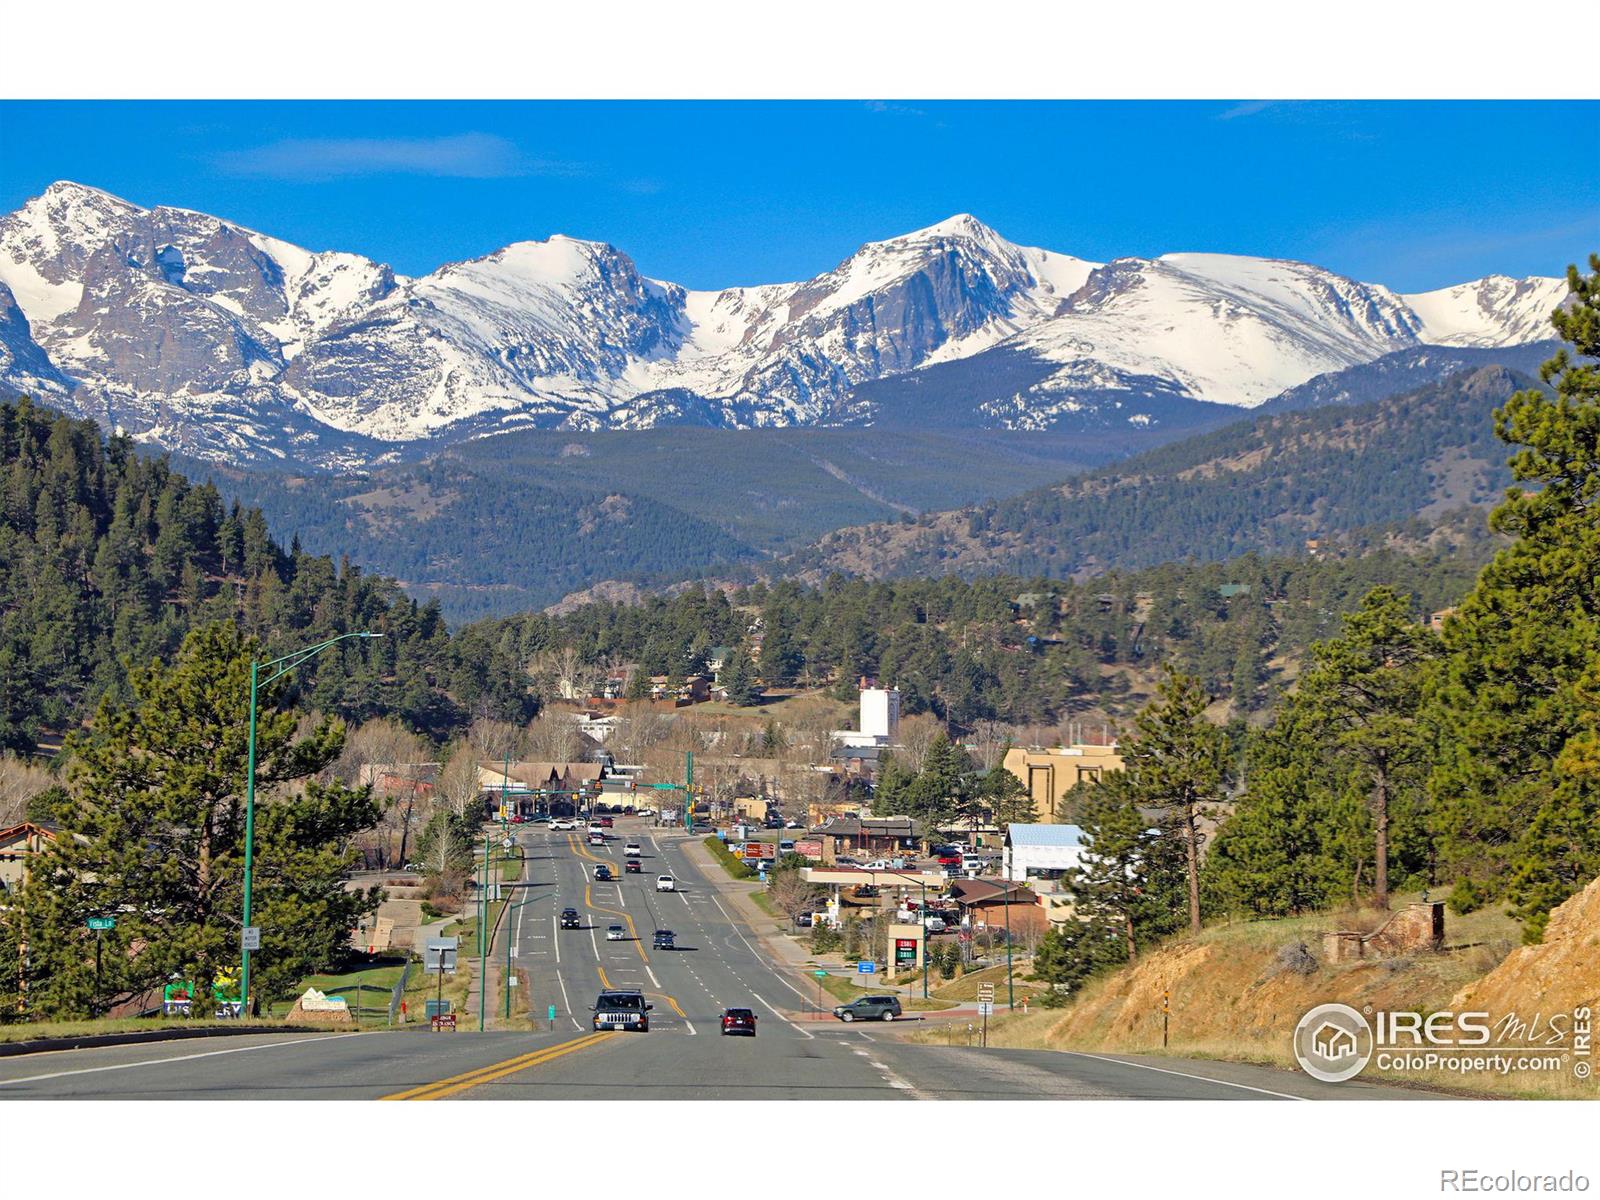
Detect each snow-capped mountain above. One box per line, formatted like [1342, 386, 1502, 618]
[0, 181, 1571, 464]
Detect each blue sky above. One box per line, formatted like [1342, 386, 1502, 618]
[1, 100, 1595, 291]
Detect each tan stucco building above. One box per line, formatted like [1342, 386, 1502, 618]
[1002, 744, 1125, 822]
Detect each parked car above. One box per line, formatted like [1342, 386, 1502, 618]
[626, 858, 642, 874]
[652, 929, 676, 950]
[606, 924, 627, 941]
[794, 913, 814, 928]
[785, 820, 800, 829]
[851, 884, 880, 898]
[923, 916, 948, 933]
[560, 907, 581, 929]
[832, 995, 902, 1023]
[720, 1007, 757, 1036]
[656, 874, 676, 892]
[637, 807, 656, 817]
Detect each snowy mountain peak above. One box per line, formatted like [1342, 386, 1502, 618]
[0, 181, 1571, 461]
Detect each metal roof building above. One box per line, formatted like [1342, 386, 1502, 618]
[1002, 822, 1087, 882]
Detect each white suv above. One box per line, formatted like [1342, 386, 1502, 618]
[656, 875, 676, 892]
[624, 842, 642, 857]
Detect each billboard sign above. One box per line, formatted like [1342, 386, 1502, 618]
[895, 938, 918, 965]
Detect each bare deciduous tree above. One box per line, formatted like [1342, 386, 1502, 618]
[437, 751, 485, 817]
[0, 753, 54, 827]
[767, 869, 823, 927]
[894, 713, 944, 772]
[468, 718, 528, 764]
[525, 711, 588, 763]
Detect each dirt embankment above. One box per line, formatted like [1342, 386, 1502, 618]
[1450, 874, 1600, 1016]
[953, 882, 1600, 1096]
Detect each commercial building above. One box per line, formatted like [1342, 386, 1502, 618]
[1002, 743, 1125, 823]
[1002, 822, 1088, 882]
[834, 676, 901, 749]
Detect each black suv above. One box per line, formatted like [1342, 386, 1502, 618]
[593, 863, 612, 881]
[832, 995, 903, 1023]
[560, 907, 581, 929]
[591, 990, 652, 1032]
[652, 929, 676, 950]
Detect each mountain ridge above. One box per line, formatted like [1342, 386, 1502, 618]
[0, 181, 1570, 467]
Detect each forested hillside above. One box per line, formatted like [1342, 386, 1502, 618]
[784, 364, 1539, 583]
[0, 398, 534, 753]
[185, 426, 1148, 621]
[473, 523, 1497, 726]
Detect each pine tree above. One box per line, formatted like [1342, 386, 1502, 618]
[719, 646, 759, 706]
[1121, 666, 1229, 934]
[1292, 586, 1439, 909]
[1429, 255, 1600, 939]
[4, 623, 380, 1018]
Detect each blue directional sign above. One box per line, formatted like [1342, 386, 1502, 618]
[857, 960, 877, 974]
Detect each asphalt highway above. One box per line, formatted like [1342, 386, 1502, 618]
[0, 819, 1450, 1101]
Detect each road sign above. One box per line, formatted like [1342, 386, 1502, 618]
[977, 982, 996, 1000]
[547, 1004, 557, 1022]
[857, 960, 877, 974]
[813, 969, 828, 978]
[86, 916, 115, 931]
[895, 938, 918, 964]
[425, 937, 459, 973]
[241, 926, 261, 951]
[431, 1013, 458, 1031]
[977, 1001, 994, 1016]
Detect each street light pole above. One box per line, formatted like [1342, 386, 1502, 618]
[241, 631, 381, 1015]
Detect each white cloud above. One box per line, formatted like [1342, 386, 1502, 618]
[215, 132, 578, 180]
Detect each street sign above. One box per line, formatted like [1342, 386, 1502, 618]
[977, 1001, 994, 1016]
[431, 1013, 458, 1031]
[813, 969, 828, 978]
[241, 926, 261, 951]
[86, 916, 115, 931]
[977, 982, 996, 999]
[895, 938, 918, 964]
[547, 1004, 557, 1022]
[425, 937, 459, 973]
[857, 960, 877, 974]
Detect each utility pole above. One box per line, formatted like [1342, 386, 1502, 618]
[478, 828, 489, 1032]
[241, 631, 381, 1015]
[684, 750, 694, 833]
[1004, 883, 1014, 1008]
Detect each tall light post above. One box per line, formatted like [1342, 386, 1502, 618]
[242, 631, 382, 1013]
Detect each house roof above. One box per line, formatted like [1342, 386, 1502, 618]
[810, 815, 919, 839]
[1005, 823, 1087, 848]
[0, 821, 59, 845]
[948, 878, 1034, 905]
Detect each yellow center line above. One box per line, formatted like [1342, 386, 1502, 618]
[593, 967, 686, 1021]
[381, 1031, 614, 1101]
[585, 884, 649, 963]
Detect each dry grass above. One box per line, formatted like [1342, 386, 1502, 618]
[0, 1017, 307, 1044]
[900, 890, 1597, 1100]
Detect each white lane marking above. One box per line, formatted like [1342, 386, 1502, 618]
[588, 919, 600, 961]
[552, 913, 561, 964]
[857, 1031, 875, 1041]
[1067, 1053, 1308, 1101]
[556, 970, 582, 1030]
[750, 990, 814, 1040]
[706, 890, 809, 1003]
[645, 965, 661, 988]
[683, 1020, 697, 1036]
[0, 1033, 363, 1087]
